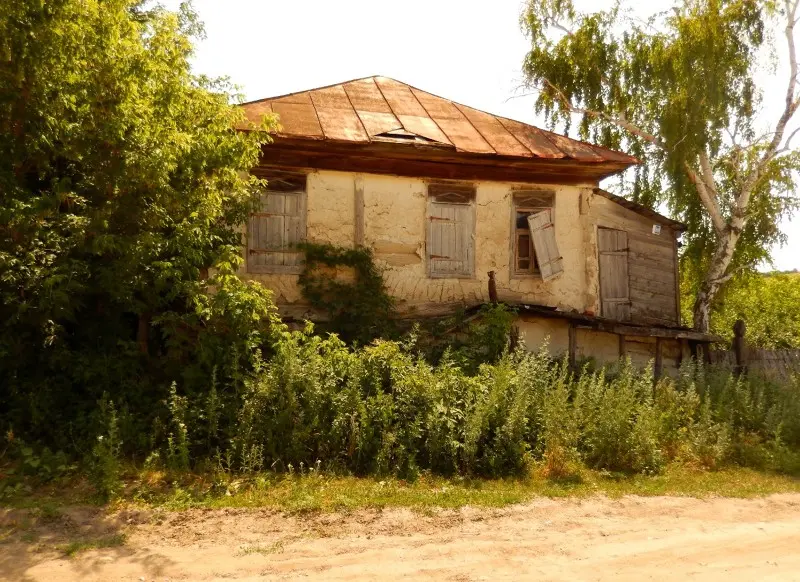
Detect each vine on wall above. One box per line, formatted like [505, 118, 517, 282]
[297, 243, 396, 345]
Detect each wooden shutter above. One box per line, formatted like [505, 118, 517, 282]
[428, 202, 473, 277]
[598, 228, 631, 321]
[527, 209, 563, 281]
[248, 191, 305, 273]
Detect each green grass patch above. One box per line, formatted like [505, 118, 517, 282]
[237, 540, 286, 556]
[59, 533, 126, 557]
[4, 463, 799, 515]
[124, 464, 800, 513]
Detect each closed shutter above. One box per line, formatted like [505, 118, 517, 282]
[248, 191, 305, 273]
[428, 202, 473, 277]
[527, 209, 563, 281]
[598, 228, 631, 321]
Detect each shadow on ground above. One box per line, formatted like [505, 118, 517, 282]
[0, 505, 173, 581]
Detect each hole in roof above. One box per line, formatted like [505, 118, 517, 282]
[373, 128, 447, 144]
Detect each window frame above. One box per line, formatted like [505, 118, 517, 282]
[510, 190, 555, 279]
[426, 182, 476, 279]
[246, 171, 308, 275]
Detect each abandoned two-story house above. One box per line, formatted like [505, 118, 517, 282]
[237, 76, 716, 375]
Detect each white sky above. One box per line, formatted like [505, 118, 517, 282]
[173, 0, 799, 271]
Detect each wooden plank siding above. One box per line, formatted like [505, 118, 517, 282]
[590, 192, 680, 327]
[627, 231, 677, 326]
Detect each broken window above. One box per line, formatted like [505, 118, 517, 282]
[247, 171, 307, 274]
[512, 190, 554, 276]
[427, 183, 475, 278]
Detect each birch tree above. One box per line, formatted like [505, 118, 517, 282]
[522, 0, 800, 332]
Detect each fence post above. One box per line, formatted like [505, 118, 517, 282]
[733, 319, 748, 377]
[654, 337, 663, 382]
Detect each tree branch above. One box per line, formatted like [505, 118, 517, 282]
[684, 161, 726, 235]
[737, 0, 800, 209]
[542, 79, 666, 149]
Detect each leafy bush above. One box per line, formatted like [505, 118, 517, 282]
[115, 329, 800, 484]
[88, 396, 123, 500]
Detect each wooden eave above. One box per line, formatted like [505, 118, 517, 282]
[594, 188, 686, 231]
[254, 137, 633, 185]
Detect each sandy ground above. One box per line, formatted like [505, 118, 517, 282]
[2, 494, 800, 581]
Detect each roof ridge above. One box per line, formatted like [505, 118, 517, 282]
[240, 75, 386, 106]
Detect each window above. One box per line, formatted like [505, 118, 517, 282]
[426, 183, 475, 278]
[247, 171, 307, 273]
[512, 190, 554, 276]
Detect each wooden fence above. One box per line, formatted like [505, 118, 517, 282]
[710, 348, 800, 380]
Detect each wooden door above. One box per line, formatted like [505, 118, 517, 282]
[598, 228, 631, 321]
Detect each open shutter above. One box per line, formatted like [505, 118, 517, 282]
[428, 203, 473, 277]
[527, 209, 563, 281]
[598, 228, 631, 321]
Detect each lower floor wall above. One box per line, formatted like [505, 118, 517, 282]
[515, 316, 690, 375]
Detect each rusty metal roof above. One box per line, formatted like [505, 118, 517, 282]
[239, 76, 639, 166]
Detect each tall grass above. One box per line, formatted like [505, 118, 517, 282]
[133, 329, 800, 481]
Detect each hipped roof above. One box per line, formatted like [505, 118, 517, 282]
[239, 76, 639, 166]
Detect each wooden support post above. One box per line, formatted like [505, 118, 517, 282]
[732, 319, 747, 377]
[568, 322, 577, 369]
[700, 342, 711, 365]
[654, 337, 663, 382]
[509, 325, 520, 353]
[618, 334, 626, 360]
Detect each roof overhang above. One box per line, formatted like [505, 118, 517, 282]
[593, 188, 686, 231]
[253, 137, 634, 185]
[238, 76, 639, 184]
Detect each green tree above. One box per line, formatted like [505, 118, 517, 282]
[0, 0, 277, 447]
[703, 272, 800, 348]
[521, 0, 800, 331]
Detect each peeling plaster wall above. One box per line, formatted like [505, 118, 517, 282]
[518, 316, 684, 373]
[362, 173, 590, 316]
[239, 171, 356, 318]
[517, 318, 571, 356]
[576, 328, 620, 363]
[243, 169, 596, 318]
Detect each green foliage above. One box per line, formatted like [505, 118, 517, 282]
[522, 0, 800, 315]
[453, 304, 517, 372]
[0, 0, 279, 451]
[138, 329, 800, 480]
[704, 272, 800, 348]
[166, 383, 190, 472]
[88, 395, 122, 500]
[297, 243, 396, 345]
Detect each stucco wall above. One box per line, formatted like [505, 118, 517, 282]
[517, 318, 571, 357]
[242, 169, 594, 317]
[517, 316, 685, 373]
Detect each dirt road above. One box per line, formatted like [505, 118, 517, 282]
[3, 494, 800, 581]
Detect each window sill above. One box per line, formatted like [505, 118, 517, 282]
[510, 273, 542, 280]
[428, 274, 475, 280]
[246, 266, 304, 275]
